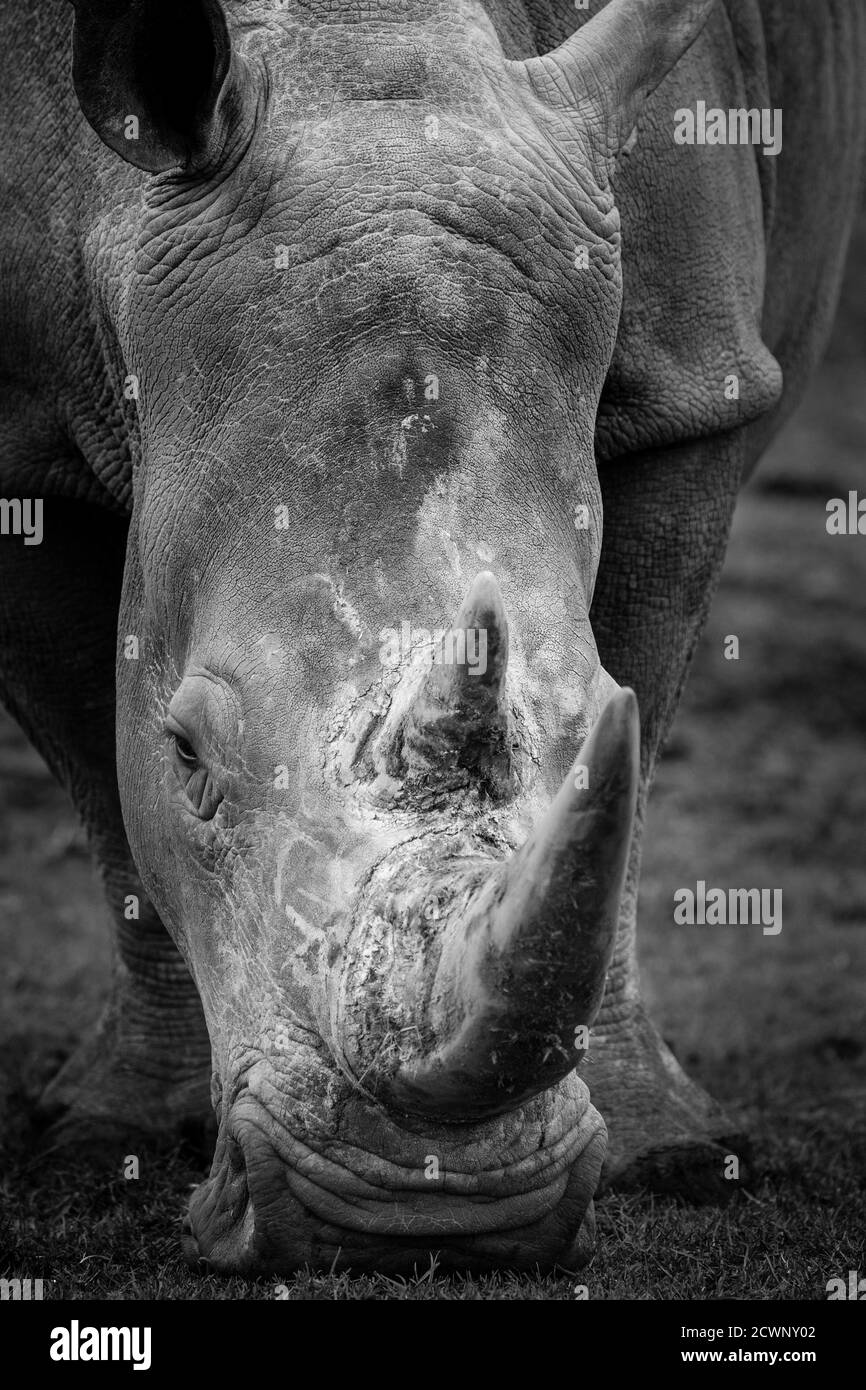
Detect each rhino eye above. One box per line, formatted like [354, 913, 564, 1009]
[165, 722, 220, 820]
[173, 733, 198, 766]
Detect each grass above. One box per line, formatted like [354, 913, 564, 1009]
[2, 1115, 863, 1299]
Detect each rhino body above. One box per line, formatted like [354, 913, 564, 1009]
[0, 0, 863, 1273]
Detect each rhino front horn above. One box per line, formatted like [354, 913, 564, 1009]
[351, 688, 639, 1122]
[389, 570, 512, 796]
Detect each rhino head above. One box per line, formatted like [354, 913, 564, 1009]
[69, 0, 715, 1272]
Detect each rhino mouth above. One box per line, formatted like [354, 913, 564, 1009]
[183, 1081, 606, 1274]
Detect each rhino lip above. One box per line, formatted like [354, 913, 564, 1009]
[183, 1086, 606, 1273]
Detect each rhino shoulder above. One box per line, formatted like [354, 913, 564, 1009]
[596, 0, 784, 461]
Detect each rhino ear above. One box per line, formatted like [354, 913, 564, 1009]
[518, 0, 718, 153]
[69, 0, 241, 173]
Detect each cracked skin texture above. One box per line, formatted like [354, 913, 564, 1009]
[0, 0, 863, 1270]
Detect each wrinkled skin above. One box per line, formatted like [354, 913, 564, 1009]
[0, 0, 864, 1272]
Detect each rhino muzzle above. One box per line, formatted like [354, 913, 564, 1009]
[183, 1080, 607, 1274]
[182, 574, 637, 1274]
[332, 573, 639, 1124]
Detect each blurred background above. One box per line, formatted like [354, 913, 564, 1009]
[640, 209, 866, 1126]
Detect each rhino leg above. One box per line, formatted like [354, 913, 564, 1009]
[585, 432, 752, 1196]
[0, 494, 211, 1150]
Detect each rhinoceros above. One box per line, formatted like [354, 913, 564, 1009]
[0, 0, 863, 1274]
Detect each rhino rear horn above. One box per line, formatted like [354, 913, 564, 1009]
[390, 571, 513, 796]
[514, 0, 718, 152]
[69, 0, 246, 173]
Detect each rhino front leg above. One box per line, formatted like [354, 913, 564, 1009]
[585, 429, 753, 1195]
[39, 857, 213, 1154]
[0, 494, 211, 1151]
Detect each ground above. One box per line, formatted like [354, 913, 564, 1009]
[1, 219, 864, 1301]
